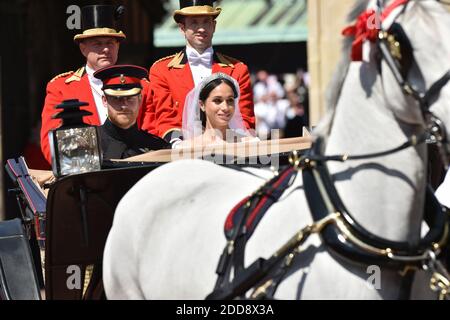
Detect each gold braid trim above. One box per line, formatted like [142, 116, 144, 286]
[50, 71, 73, 83]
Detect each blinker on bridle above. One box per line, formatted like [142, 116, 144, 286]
[376, 0, 450, 168]
[289, 0, 450, 299]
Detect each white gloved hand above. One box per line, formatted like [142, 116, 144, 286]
[170, 138, 183, 149]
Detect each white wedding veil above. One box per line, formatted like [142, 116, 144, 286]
[182, 73, 252, 140]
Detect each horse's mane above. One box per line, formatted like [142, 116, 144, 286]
[315, 0, 371, 136]
[323, 0, 443, 117]
[325, 0, 371, 112]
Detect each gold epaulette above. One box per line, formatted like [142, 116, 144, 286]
[167, 52, 185, 69]
[65, 67, 85, 83]
[217, 53, 241, 68]
[152, 54, 177, 67]
[50, 71, 74, 83]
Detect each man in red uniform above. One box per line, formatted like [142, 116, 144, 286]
[141, 0, 255, 146]
[40, 4, 128, 164]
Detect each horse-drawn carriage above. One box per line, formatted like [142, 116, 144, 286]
[102, 0, 450, 300]
[1, 0, 450, 301]
[1, 157, 159, 299]
[0, 139, 309, 300]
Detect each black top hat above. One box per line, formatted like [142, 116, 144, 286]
[174, 0, 221, 23]
[74, 5, 126, 43]
[94, 65, 148, 97]
[180, 0, 215, 8]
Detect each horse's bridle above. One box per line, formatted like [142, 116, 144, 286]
[376, 0, 450, 167]
[206, 0, 450, 300]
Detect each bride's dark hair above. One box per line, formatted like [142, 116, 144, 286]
[198, 77, 238, 128]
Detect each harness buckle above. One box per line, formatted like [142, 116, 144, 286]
[289, 150, 303, 170]
[426, 114, 450, 170]
[423, 250, 450, 300]
[430, 272, 450, 300]
[427, 116, 445, 143]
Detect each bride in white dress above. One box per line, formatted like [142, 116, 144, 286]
[180, 72, 258, 148]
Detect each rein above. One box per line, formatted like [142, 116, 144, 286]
[206, 131, 449, 300]
[206, 0, 450, 300]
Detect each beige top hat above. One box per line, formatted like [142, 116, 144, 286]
[74, 5, 126, 42]
[173, 0, 222, 23]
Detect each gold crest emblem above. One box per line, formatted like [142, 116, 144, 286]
[120, 74, 126, 84]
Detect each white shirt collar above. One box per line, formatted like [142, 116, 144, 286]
[186, 46, 214, 64]
[85, 64, 108, 124]
[85, 64, 95, 77]
[85, 65, 103, 85]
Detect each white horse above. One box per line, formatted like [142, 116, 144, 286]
[103, 0, 450, 299]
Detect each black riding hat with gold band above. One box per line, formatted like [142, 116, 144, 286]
[74, 5, 126, 43]
[173, 0, 222, 23]
[94, 65, 148, 97]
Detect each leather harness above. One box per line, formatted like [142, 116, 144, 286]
[207, 0, 450, 300]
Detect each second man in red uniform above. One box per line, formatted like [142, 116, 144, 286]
[40, 5, 130, 164]
[140, 0, 255, 146]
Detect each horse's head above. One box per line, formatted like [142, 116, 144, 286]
[377, 0, 450, 145]
[321, 1, 450, 149]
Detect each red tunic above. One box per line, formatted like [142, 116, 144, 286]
[40, 67, 100, 164]
[140, 51, 255, 140]
[40, 66, 153, 164]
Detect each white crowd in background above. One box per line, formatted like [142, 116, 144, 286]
[252, 69, 310, 140]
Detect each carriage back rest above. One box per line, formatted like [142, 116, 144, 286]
[0, 218, 41, 300]
[45, 164, 160, 300]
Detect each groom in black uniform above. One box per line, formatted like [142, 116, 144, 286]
[94, 65, 170, 159]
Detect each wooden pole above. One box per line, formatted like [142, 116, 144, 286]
[307, 0, 355, 126]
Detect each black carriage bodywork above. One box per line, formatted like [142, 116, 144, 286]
[44, 162, 162, 300]
[1, 158, 45, 300]
[0, 218, 41, 300]
[0, 149, 300, 300]
[1, 158, 163, 300]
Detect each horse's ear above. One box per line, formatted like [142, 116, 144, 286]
[387, 22, 414, 79]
